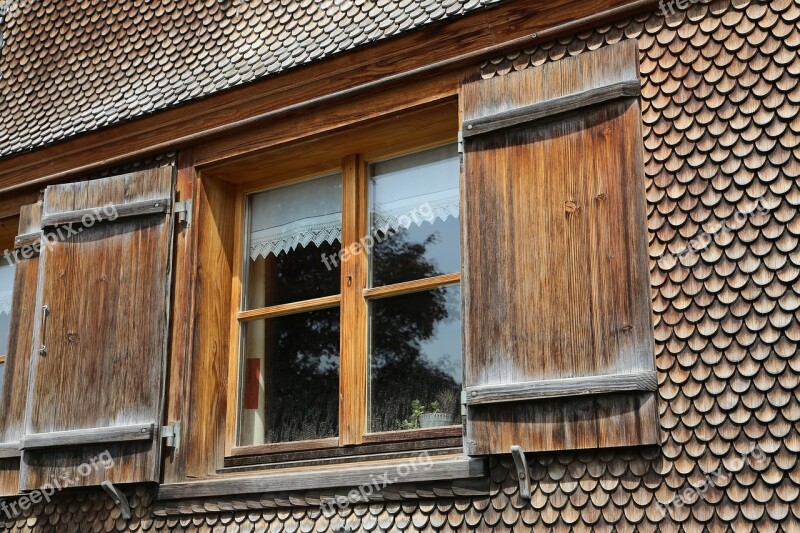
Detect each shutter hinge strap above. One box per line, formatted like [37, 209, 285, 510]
[162, 421, 181, 452]
[511, 445, 531, 499]
[174, 200, 192, 227]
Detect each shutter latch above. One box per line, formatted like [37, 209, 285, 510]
[511, 445, 531, 499]
[174, 200, 192, 227]
[162, 421, 181, 452]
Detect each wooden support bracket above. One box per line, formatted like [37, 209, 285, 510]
[511, 445, 531, 499]
[101, 481, 131, 520]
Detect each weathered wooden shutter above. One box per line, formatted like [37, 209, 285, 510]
[461, 40, 658, 455]
[0, 204, 42, 496]
[20, 164, 175, 489]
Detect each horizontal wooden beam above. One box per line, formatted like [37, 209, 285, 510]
[158, 455, 486, 500]
[363, 273, 461, 300]
[465, 371, 657, 406]
[237, 294, 342, 322]
[20, 423, 155, 450]
[41, 198, 172, 228]
[14, 231, 40, 250]
[462, 79, 642, 138]
[0, 442, 21, 459]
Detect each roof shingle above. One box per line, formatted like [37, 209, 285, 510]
[0, 0, 502, 158]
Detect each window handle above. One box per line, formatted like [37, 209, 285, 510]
[39, 305, 49, 356]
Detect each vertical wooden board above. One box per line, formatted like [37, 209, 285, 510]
[595, 393, 660, 448]
[0, 204, 41, 496]
[465, 398, 597, 455]
[465, 393, 659, 454]
[21, 165, 175, 489]
[185, 175, 236, 478]
[340, 155, 367, 445]
[461, 40, 656, 454]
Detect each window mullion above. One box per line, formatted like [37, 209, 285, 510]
[339, 154, 369, 446]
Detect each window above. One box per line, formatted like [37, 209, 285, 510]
[234, 144, 462, 452]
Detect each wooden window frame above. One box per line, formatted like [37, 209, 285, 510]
[223, 100, 463, 461]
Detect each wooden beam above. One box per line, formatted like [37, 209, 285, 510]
[41, 197, 172, 227]
[464, 371, 658, 406]
[0, 0, 657, 193]
[363, 273, 461, 300]
[462, 80, 641, 138]
[20, 423, 155, 450]
[13, 232, 40, 250]
[157, 456, 487, 500]
[237, 294, 342, 322]
[0, 442, 20, 459]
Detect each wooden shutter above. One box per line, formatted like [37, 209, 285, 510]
[461, 40, 658, 455]
[0, 204, 42, 496]
[20, 164, 175, 489]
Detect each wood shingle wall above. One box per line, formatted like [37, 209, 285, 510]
[1, 0, 798, 530]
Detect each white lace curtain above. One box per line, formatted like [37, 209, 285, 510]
[0, 262, 14, 315]
[248, 144, 460, 260]
[370, 143, 460, 232]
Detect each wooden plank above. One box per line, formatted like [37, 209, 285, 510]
[237, 294, 342, 322]
[462, 79, 641, 138]
[187, 175, 236, 478]
[20, 423, 155, 450]
[363, 426, 462, 445]
[13, 232, 40, 250]
[0, 443, 21, 459]
[0, 189, 40, 220]
[20, 165, 175, 490]
[339, 155, 368, 446]
[464, 371, 657, 405]
[40, 197, 171, 227]
[161, 150, 196, 484]
[158, 456, 487, 500]
[363, 273, 461, 300]
[462, 40, 656, 454]
[230, 437, 340, 458]
[0, 0, 657, 194]
[0, 204, 41, 496]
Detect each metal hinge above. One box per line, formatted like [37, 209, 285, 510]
[460, 390, 468, 416]
[174, 200, 192, 227]
[162, 421, 181, 452]
[457, 130, 464, 154]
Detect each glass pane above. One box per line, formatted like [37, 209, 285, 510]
[245, 173, 342, 310]
[0, 257, 15, 357]
[369, 144, 460, 287]
[368, 285, 462, 433]
[239, 308, 340, 445]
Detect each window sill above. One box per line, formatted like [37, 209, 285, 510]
[157, 454, 486, 501]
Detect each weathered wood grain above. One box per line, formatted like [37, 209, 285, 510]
[20, 423, 155, 450]
[465, 371, 657, 405]
[462, 79, 641, 138]
[159, 456, 486, 500]
[0, 204, 41, 496]
[20, 164, 175, 489]
[462, 40, 657, 454]
[40, 197, 171, 227]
